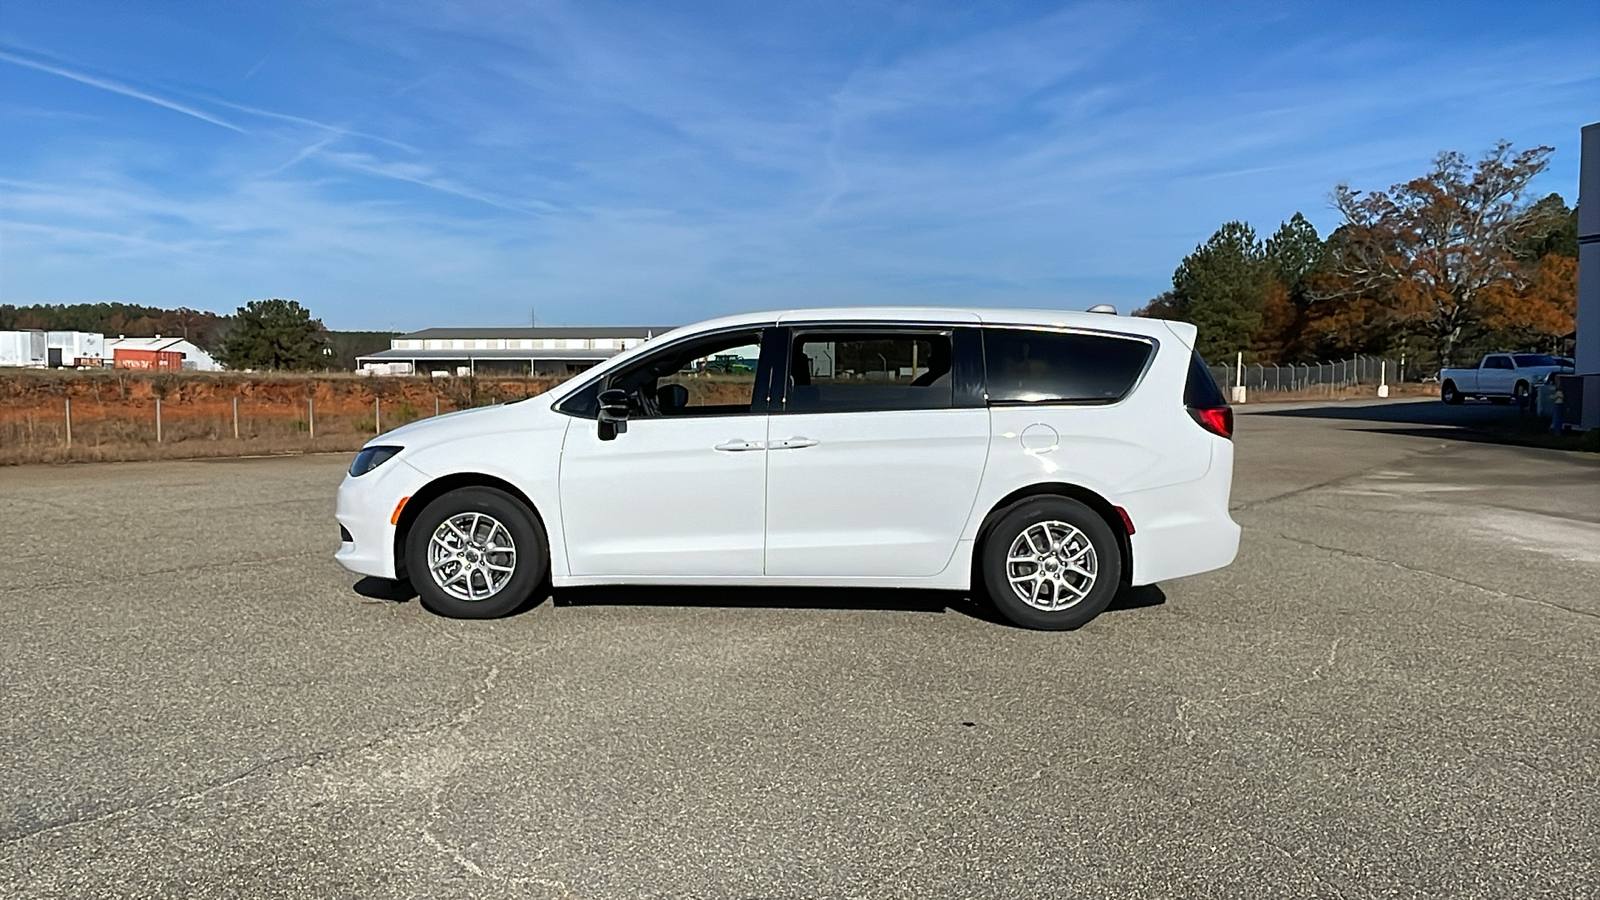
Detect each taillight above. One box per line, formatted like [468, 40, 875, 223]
[1189, 406, 1233, 439]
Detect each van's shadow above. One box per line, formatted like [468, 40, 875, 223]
[1252, 399, 1551, 447]
[354, 576, 1166, 626]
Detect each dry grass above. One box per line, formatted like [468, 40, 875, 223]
[1, 369, 564, 466]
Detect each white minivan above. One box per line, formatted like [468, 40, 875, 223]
[336, 308, 1239, 630]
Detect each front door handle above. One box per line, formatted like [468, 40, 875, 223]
[769, 437, 819, 450]
[714, 440, 766, 452]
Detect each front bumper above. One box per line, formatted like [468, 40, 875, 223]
[335, 457, 432, 580]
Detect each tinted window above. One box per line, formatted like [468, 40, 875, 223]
[1484, 356, 1513, 369]
[984, 329, 1153, 405]
[785, 331, 953, 413]
[555, 330, 765, 419]
[1183, 350, 1228, 408]
[1513, 354, 1560, 368]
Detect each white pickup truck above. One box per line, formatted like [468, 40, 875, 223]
[1439, 353, 1572, 405]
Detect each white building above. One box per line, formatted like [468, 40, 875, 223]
[47, 331, 106, 367]
[356, 326, 667, 375]
[0, 330, 47, 367]
[104, 336, 220, 371]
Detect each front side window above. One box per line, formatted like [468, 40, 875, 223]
[785, 330, 954, 413]
[984, 328, 1153, 405]
[557, 329, 765, 418]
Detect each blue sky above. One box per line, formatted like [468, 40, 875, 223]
[1, 1, 1596, 331]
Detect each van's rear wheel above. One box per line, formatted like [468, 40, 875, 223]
[405, 487, 547, 619]
[981, 497, 1122, 630]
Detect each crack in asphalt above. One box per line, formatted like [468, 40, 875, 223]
[0, 651, 520, 848]
[0, 549, 327, 597]
[1, 721, 425, 846]
[1258, 834, 1371, 900]
[1275, 533, 1600, 622]
[1172, 639, 1342, 745]
[408, 653, 585, 897]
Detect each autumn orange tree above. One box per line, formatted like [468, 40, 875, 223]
[1315, 142, 1560, 366]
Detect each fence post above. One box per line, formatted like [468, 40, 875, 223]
[308, 397, 315, 441]
[435, 396, 440, 417]
[375, 397, 381, 435]
[156, 397, 163, 443]
[233, 396, 239, 439]
[65, 398, 72, 449]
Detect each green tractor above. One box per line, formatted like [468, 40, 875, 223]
[705, 354, 754, 375]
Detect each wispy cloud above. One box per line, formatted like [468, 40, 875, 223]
[0, 49, 245, 132]
[202, 96, 418, 152]
[311, 148, 559, 215]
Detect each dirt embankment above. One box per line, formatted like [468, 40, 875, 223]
[0, 370, 565, 465]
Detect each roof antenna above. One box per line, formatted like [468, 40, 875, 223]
[1086, 304, 1118, 315]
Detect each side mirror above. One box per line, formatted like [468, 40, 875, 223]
[597, 389, 629, 441]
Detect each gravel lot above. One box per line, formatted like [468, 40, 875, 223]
[3, 399, 1597, 898]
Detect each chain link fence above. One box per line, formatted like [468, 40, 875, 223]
[1209, 355, 1413, 396]
[0, 370, 565, 465]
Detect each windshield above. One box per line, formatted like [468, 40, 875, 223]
[1513, 354, 1561, 368]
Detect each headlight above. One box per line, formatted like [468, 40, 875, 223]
[349, 445, 403, 477]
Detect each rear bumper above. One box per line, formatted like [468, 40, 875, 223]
[1121, 439, 1239, 585]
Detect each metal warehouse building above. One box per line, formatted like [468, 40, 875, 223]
[355, 326, 668, 376]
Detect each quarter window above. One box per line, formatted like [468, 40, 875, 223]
[785, 331, 954, 413]
[984, 328, 1153, 405]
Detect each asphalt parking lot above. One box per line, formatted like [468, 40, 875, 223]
[3, 399, 1597, 898]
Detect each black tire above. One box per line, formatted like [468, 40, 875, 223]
[1513, 381, 1530, 405]
[1441, 381, 1463, 405]
[405, 487, 548, 619]
[980, 497, 1123, 631]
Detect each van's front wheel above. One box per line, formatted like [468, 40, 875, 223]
[981, 497, 1122, 630]
[405, 487, 547, 619]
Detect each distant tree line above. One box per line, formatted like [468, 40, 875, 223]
[0, 299, 392, 371]
[0, 303, 234, 351]
[1138, 142, 1579, 369]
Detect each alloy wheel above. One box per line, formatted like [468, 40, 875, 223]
[1005, 520, 1098, 611]
[427, 512, 517, 602]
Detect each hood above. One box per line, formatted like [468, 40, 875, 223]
[362, 403, 513, 450]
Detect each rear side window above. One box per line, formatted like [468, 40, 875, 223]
[1513, 354, 1559, 368]
[983, 328, 1153, 405]
[1183, 350, 1227, 408]
[785, 330, 954, 413]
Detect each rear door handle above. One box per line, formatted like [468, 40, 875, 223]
[714, 440, 766, 452]
[769, 437, 819, 450]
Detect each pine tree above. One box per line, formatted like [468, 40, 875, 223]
[1168, 222, 1271, 362]
[217, 299, 329, 371]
